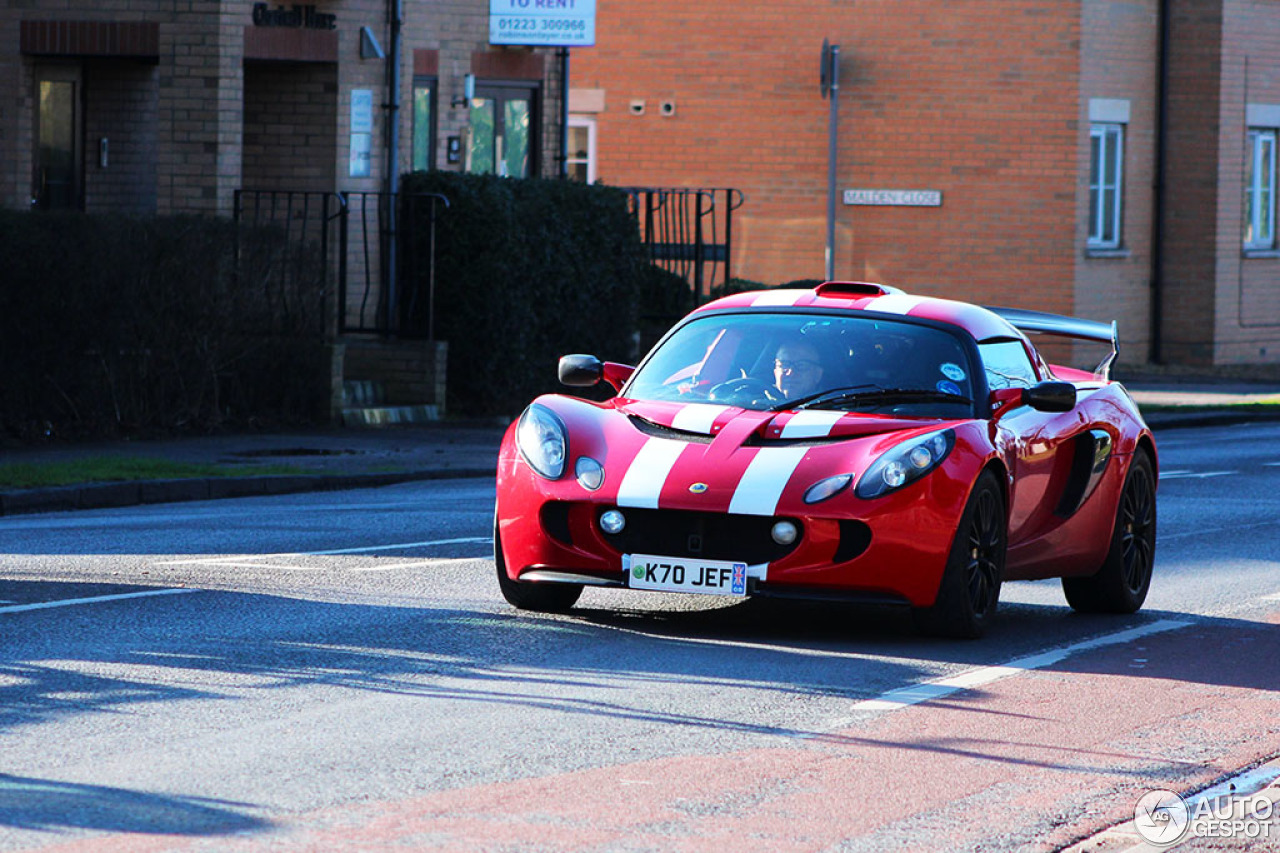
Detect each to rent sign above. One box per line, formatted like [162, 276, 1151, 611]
[843, 189, 943, 207]
[489, 0, 596, 47]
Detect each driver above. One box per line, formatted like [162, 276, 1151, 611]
[773, 340, 825, 399]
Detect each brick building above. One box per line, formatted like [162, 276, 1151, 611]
[569, 0, 1280, 368]
[1, 1, 569, 419]
[1, 1, 566, 215]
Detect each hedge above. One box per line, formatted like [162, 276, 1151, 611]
[400, 172, 660, 417]
[0, 211, 329, 441]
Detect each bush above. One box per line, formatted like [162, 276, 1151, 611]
[0, 211, 329, 441]
[400, 172, 651, 417]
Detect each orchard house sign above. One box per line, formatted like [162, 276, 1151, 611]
[252, 4, 337, 30]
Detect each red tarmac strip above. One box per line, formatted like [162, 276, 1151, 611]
[38, 610, 1280, 853]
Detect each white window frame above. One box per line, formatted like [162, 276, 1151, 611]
[1088, 123, 1124, 249]
[567, 115, 596, 184]
[1246, 127, 1277, 250]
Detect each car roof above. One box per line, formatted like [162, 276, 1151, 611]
[695, 281, 1023, 344]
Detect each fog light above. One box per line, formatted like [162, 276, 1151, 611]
[576, 457, 604, 491]
[600, 510, 626, 535]
[771, 520, 798, 545]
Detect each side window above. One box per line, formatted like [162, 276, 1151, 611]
[1088, 123, 1124, 249]
[979, 340, 1038, 391]
[567, 115, 596, 183]
[1246, 127, 1277, 250]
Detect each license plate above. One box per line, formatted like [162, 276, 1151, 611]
[625, 553, 748, 596]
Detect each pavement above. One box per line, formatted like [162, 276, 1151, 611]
[1, 379, 1279, 517]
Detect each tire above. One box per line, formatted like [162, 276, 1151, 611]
[912, 470, 1006, 639]
[493, 519, 583, 613]
[1063, 448, 1156, 614]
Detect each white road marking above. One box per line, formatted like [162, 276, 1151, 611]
[1261, 592, 1280, 601]
[1159, 470, 1235, 480]
[0, 588, 198, 615]
[843, 619, 1192, 716]
[153, 536, 492, 566]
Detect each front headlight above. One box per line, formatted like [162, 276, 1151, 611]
[855, 429, 955, 499]
[516, 404, 567, 479]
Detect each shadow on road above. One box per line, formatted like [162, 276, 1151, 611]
[2, 576, 1277, 841]
[0, 773, 268, 837]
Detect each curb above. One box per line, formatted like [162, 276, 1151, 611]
[1142, 409, 1280, 431]
[0, 467, 496, 517]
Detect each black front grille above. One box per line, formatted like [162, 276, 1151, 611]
[600, 507, 800, 564]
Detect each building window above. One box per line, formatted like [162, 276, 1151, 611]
[1088, 123, 1124, 249]
[468, 82, 538, 178]
[1246, 128, 1277, 250]
[412, 76, 437, 172]
[567, 116, 596, 183]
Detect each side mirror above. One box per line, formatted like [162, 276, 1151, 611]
[1024, 381, 1077, 413]
[558, 354, 603, 387]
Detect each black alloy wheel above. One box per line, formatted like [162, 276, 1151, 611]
[912, 470, 1006, 639]
[1063, 449, 1157, 614]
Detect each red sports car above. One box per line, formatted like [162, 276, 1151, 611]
[494, 281, 1157, 637]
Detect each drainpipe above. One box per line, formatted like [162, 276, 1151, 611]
[1150, 0, 1169, 364]
[385, 0, 403, 332]
[558, 47, 570, 178]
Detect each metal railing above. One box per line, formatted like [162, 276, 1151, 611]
[233, 189, 448, 340]
[625, 187, 745, 304]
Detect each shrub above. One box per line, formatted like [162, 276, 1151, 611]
[0, 211, 328, 441]
[400, 172, 650, 417]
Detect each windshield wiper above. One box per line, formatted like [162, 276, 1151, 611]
[775, 385, 972, 412]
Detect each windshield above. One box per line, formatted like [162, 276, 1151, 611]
[625, 312, 978, 418]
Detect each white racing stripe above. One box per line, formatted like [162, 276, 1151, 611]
[752, 290, 808, 307]
[867, 294, 926, 315]
[846, 619, 1192, 715]
[728, 446, 809, 516]
[0, 588, 198, 615]
[780, 410, 845, 439]
[615, 438, 687, 509]
[671, 403, 729, 434]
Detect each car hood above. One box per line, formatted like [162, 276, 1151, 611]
[535, 396, 963, 517]
[616, 399, 931, 442]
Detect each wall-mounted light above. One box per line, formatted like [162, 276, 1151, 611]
[451, 74, 475, 109]
[359, 26, 384, 60]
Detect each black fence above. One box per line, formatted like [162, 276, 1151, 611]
[625, 187, 745, 304]
[233, 189, 449, 339]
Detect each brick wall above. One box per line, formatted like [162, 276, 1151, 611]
[572, 0, 1083, 314]
[243, 61, 337, 192]
[1075, 0, 1159, 365]
[83, 58, 158, 214]
[1161, 0, 1224, 366]
[1214, 0, 1280, 365]
[0, 0, 566, 215]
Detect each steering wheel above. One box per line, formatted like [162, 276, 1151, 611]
[708, 377, 781, 407]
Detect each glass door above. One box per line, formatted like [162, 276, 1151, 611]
[33, 65, 82, 210]
[468, 84, 537, 178]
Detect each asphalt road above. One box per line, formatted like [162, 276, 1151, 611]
[2, 421, 1279, 851]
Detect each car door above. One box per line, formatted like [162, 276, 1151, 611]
[982, 339, 1078, 545]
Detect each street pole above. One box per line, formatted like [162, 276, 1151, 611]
[825, 44, 840, 282]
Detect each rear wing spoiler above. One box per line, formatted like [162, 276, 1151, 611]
[986, 306, 1119, 380]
